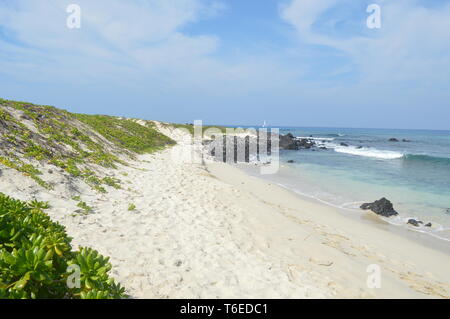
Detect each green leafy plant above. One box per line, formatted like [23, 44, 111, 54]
[0, 193, 125, 299]
[76, 201, 94, 215]
[0, 156, 52, 190]
[102, 177, 121, 190]
[28, 199, 50, 210]
[127, 203, 136, 211]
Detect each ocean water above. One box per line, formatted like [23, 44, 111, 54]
[243, 127, 450, 242]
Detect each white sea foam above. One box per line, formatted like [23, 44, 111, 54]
[380, 215, 450, 242]
[326, 144, 404, 160]
[297, 136, 335, 141]
[248, 153, 273, 164]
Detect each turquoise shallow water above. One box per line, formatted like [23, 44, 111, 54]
[242, 127, 450, 241]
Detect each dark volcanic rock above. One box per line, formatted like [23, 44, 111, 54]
[402, 139, 411, 142]
[297, 138, 314, 149]
[425, 222, 432, 227]
[206, 131, 319, 163]
[388, 138, 399, 142]
[279, 133, 298, 150]
[407, 219, 423, 227]
[340, 142, 349, 147]
[360, 198, 399, 217]
[206, 135, 251, 163]
[279, 134, 315, 150]
[287, 160, 295, 163]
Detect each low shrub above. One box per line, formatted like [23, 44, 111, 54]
[0, 193, 125, 299]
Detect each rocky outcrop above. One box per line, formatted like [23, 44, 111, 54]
[407, 219, 423, 227]
[360, 198, 436, 227]
[205, 132, 320, 163]
[407, 219, 434, 227]
[279, 133, 298, 150]
[297, 138, 314, 149]
[388, 138, 399, 142]
[279, 133, 315, 150]
[360, 198, 399, 217]
[205, 135, 251, 163]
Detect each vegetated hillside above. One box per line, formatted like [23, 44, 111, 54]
[0, 98, 175, 192]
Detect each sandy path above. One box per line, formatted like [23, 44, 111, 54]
[48, 144, 328, 298]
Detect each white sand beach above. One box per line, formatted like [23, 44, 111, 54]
[1, 124, 449, 298]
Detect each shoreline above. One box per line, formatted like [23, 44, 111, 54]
[236, 162, 450, 254]
[206, 160, 450, 298]
[1, 123, 449, 298]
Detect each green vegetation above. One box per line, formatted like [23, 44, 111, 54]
[75, 114, 175, 154]
[0, 98, 175, 192]
[28, 199, 50, 210]
[162, 122, 229, 136]
[76, 201, 94, 215]
[127, 203, 136, 211]
[102, 176, 121, 190]
[0, 193, 125, 299]
[71, 196, 94, 215]
[0, 156, 51, 190]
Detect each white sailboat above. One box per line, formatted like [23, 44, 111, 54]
[262, 120, 266, 128]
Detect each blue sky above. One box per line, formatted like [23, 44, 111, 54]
[1, 0, 450, 129]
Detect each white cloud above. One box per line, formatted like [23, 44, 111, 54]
[280, 0, 450, 87]
[0, 0, 225, 84]
[280, 0, 340, 44]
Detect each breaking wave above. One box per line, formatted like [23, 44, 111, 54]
[333, 146, 404, 159]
